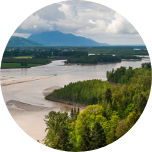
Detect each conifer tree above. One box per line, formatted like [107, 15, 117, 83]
[91, 122, 106, 150]
[24, 59, 28, 66]
[51, 127, 72, 151]
[71, 108, 74, 120]
[105, 88, 112, 104]
[74, 107, 76, 120]
[77, 107, 80, 115]
[21, 60, 23, 66]
[79, 124, 92, 151]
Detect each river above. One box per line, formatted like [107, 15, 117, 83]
[0, 56, 150, 142]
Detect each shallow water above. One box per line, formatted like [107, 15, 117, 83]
[0, 56, 151, 142]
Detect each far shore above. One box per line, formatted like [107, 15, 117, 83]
[65, 61, 121, 65]
[46, 97, 89, 107]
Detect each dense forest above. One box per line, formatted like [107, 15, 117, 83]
[3, 49, 87, 59]
[5, 46, 148, 56]
[65, 54, 142, 64]
[44, 63, 151, 151]
[65, 54, 121, 64]
[117, 54, 142, 60]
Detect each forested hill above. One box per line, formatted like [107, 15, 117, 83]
[7, 36, 43, 47]
[44, 63, 151, 151]
[28, 31, 109, 46]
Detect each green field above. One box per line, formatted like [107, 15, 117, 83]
[14, 56, 33, 59]
[1, 63, 41, 68]
[4, 56, 33, 59]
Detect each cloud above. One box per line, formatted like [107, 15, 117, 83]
[58, 4, 77, 17]
[14, 0, 143, 44]
[107, 12, 138, 34]
[33, 25, 37, 29]
[12, 33, 31, 38]
[89, 20, 96, 24]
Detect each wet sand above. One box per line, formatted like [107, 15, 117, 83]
[1, 75, 55, 86]
[1, 75, 86, 142]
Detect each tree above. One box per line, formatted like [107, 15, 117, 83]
[105, 88, 112, 104]
[44, 111, 69, 147]
[137, 93, 148, 113]
[71, 108, 74, 120]
[21, 60, 23, 66]
[91, 122, 106, 150]
[77, 107, 80, 115]
[24, 59, 27, 66]
[51, 127, 72, 151]
[79, 124, 92, 151]
[74, 107, 76, 119]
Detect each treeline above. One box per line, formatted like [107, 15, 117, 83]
[65, 54, 121, 64]
[1, 58, 50, 64]
[117, 54, 142, 60]
[52, 50, 88, 57]
[44, 63, 151, 151]
[3, 49, 87, 59]
[3, 49, 52, 59]
[45, 79, 111, 104]
[141, 62, 151, 68]
[107, 62, 151, 84]
[5, 46, 148, 56]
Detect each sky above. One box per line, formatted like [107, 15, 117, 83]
[13, 0, 144, 45]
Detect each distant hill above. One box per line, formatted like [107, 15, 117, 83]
[7, 36, 43, 47]
[28, 31, 109, 46]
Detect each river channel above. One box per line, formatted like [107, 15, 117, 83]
[0, 56, 150, 141]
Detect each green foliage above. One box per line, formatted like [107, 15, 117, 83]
[118, 54, 142, 60]
[79, 124, 92, 151]
[44, 111, 69, 147]
[46, 79, 111, 104]
[141, 62, 151, 68]
[105, 88, 112, 104]
[65, 54, 121, 64]
[71, 107, 79, 121]
[44, 63, 151, 151]
[51, 127, 73, 151]
[91, 122, 106, 150]
[124, 104, 134, 116]
[2, 58, 50, 64]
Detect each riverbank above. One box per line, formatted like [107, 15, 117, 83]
[1, 75, 87, 142]
[1, 58, 52, 69]
[45, 97, 89, 107]
[65, 61, 121, 65]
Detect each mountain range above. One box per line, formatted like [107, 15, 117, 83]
[7, 36, 43, 47]
[7, 31, 109, 47]
[28, 31, 109, 46]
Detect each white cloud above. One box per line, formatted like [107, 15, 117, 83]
[107, 12, 138, 34]
[89, 20, 96, 24]
[14, 0, 143, 44]
[58, 4, 77, 17]
[33, 25, 37, 28]
[12, 33, 31, 38]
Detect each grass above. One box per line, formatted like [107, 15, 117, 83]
[14, 56, 33, 59]
[1, 63, 41, 68]
[3, 56, 33, 59]
[51, 56, 60, 58]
